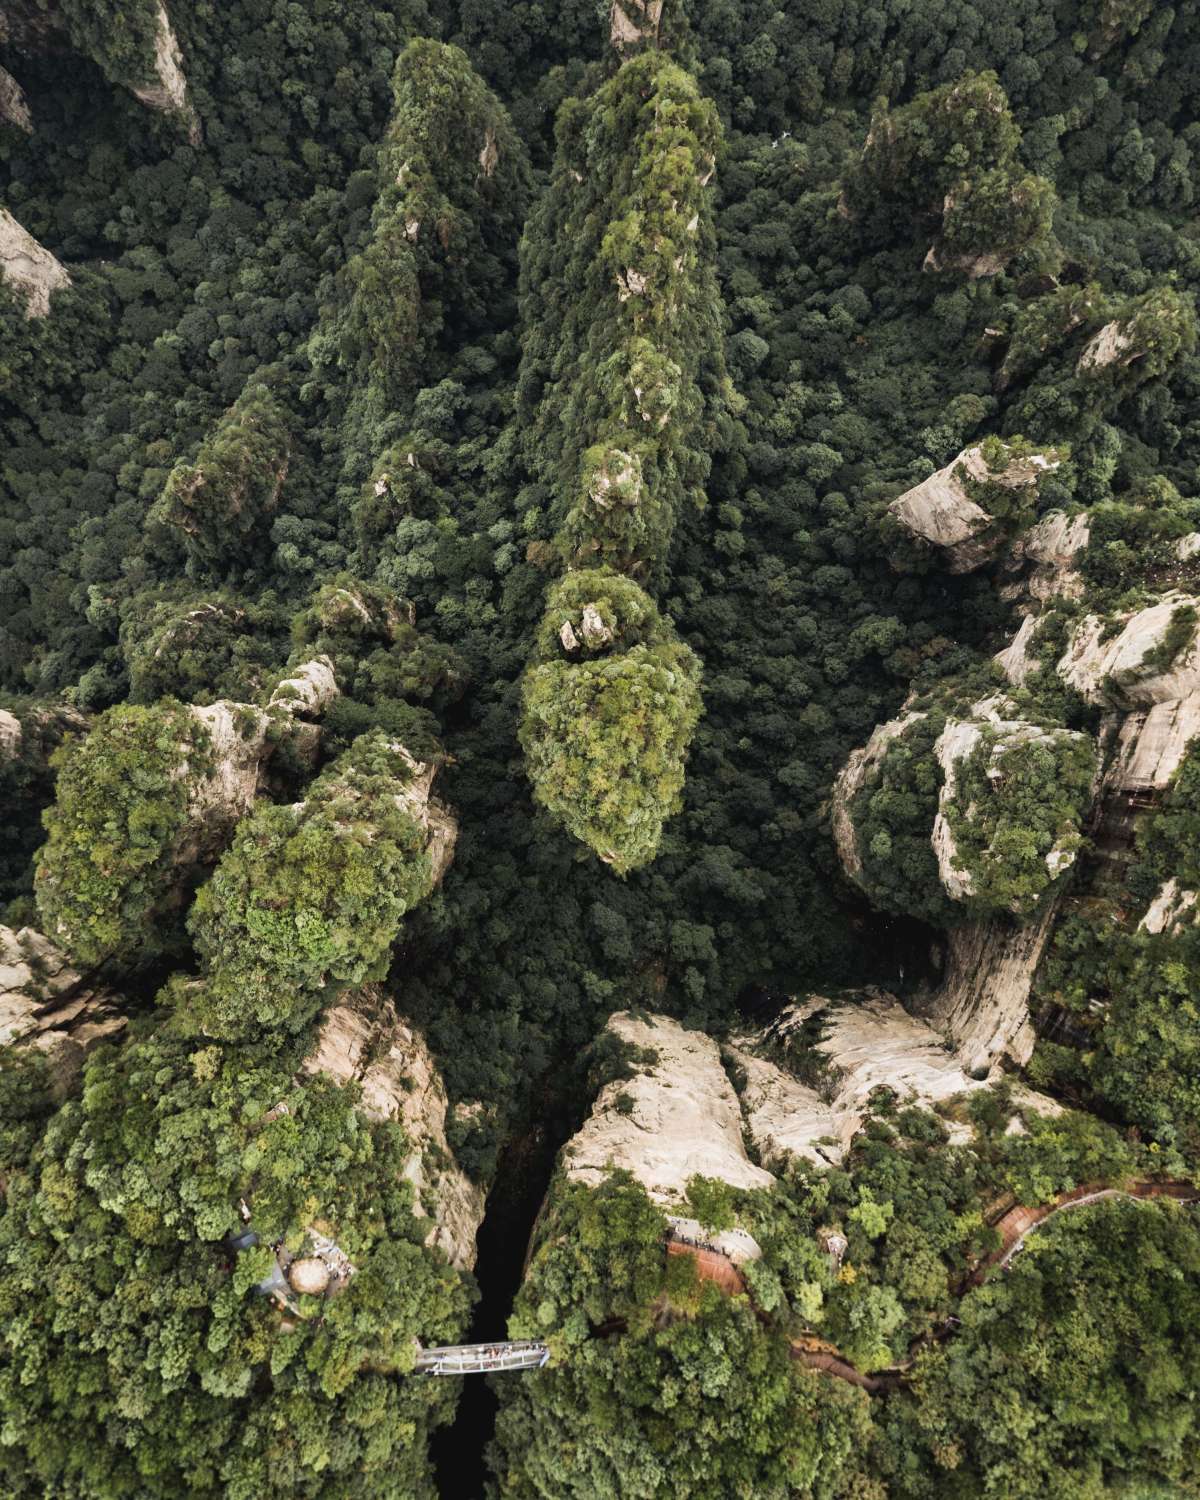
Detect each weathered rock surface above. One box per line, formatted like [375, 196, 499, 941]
[0, 708, 21, 757]
[1058, 594, 1200, 706]
[931, 717, 1087, 904]
[1077, 319, 1139, 375]
[0, 926, 125, 1095]
[610, 0, 665, 52]
[889, 444, 1059, 573]
[830, 709, 925, 884]
[733, 990, 1061, 1170]
[0, 207, 70, 317]
[128, 4, 199, 142]
[926, 902, 1062, 1072]
[565, 1012, 776, 1202]
[1140, 878, 1199, 936]
[1103, 693, 1200, 794]
[177, 701, 272, 862]
[303, 997, 484, 1270]
[269, 656, 339, 719]
[0, 64, 32, 132]
[994, 613, 1040, 686]
[389, 743, 457, 888]
[1006, 509, 1090, 602]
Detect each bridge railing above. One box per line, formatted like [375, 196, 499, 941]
[414, 1340, 550, 1376]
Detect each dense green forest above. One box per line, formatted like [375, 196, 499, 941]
[3, 0, 1200, 1495]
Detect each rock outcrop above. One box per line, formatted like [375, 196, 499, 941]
[1004, 509, 1090, 603]
[830, 709, 925, 884]
[176, 701, 273, 862]
[1057, 594, 1200, 706]
[1140, 879, 1198, 936]
[0, 208, 70, 318]
[0, 64, 32, 132]
[269, 657, 339, 719]
[1103, 694, 1200, 794]
[565, 1012, 776, 1202]
[0, 926, 125, 1096]
[303, 997, 484, 1270]
[388, 743, 457, 888]
[1077, 319, 1139, 375]
[889, 443, 1060, 573]
[732, 990, 1061, 1170]
[128, 4, 200, 141]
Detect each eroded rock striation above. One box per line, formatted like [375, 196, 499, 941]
[303, 996, 484, 1269]
[0, 208, 70, 317]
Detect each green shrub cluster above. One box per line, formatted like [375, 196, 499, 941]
[33, 701, 211, 968]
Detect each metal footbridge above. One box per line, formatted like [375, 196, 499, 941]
[414, 1339, 550, 1375]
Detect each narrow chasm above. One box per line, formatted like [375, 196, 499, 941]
[432, 1118, 563, 1498]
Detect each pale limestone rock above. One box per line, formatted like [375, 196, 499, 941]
[387, 742, 457, 889]
[927, 901, 1062, 1072]
[478, 126, 499, 177]
[0, 207, 70, 318]
[0, 64, 31, 133]
[1057, 594, 1200, 706]
[588, 449, 642, 512]
[831, 710, 925, 884]
[1140, 878, 1198, 936]
[269, 656, 338, 719]
[923, 244, 1008, 279]
[559, 619, 580, 653]
[1007, 510, 1090, 603]
[1103, 693, 1200, 794]
[610, 0, 664, 52]
[617, 267, 648, 300]
[128, 4, 201, 143]
[0, 709, 21, 756]
[994, 614, 1040, 686]
[1177, 534, 1200, 563]
[1077, 319, 1139, 375]
[303, 998, 484, 1270]
[0, 926, 125, 1096]
[889, 444, 1060, 574]
[565, 1012, 776, 1202]
[177, 701, 272, 863]
[580, 603, 613, 649]
[734, 989, 1061, 1170]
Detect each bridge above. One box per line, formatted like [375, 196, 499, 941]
[414, 1339, 550, 1376]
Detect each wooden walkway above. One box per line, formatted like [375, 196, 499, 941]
[414, 1340, 550, 1376]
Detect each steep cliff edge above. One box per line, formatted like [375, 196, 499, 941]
[0, 207, 70, 317]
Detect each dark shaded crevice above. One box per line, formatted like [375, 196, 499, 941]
[432, 1116, 563, 1499]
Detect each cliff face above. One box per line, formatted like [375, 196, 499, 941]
[0, 926, 125, 1096]
[302, 996, 484, 1270]
[831, 709, 925, 885]
[564, 1011, 776, 1202]
[0, 65, 32, 132]
[0, 208, 70, 318]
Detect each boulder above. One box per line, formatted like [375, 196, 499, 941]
[1077, 320, 1139, 375]
[0, 926, 125, 1096]
[269, 657, 339, 719]
[1140, 879, 1198, 936]
[303, 998, 484, 1270]
[0, 64, 31, 132]
[610, 0, 664, 52]
[889, 444, 1060, 573]
[0, 207, 70, 318]
[564, 1011, 776, 1202]
[1057, 594, 1200, 706]
[1006, 510, 1090, 602]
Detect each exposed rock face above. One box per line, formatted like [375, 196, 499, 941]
[269, 657, 339, 719]
[610, 0, 665, 53]
[0, 64, 32, 132]
[128, 4, 198, 140]
[388, 743, 457, 888]
[994, 613, 1040, 686]
[926, 902, 1061, 1072]
[565, 1012, 776, 1202]
[1140, 879, 1198, 936]
[922, 244, 1008, 279]
[889, 444, 1060, 573]
[1057, 594, 1200, 706]
[931, 717, 1087, 904]
[303, 998, 484, 1270]
[732, 990, 1061, 1170]
[0, 926, 125, 1096]
[177, 701, 272, 862]
[0, 708, 21, 757]
[0, 207, 70, 317]
[1103, 693, 1200, 794]
[830, 709, 925, 883]
[1005, 510, 1090, 602]
[1077, 319, 1139, 375]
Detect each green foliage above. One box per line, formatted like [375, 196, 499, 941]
[184, 732, 434, 1037]
[520, 626, 703, 876]
[944, 726, 1096, 917]
[889, 1198, 1200, 1499]
[119, 589, 291, 705]
[58, 0, 161, 89]
[0, 1024, 474, 1498]
[145, 379, 292, 576]
[33, 701, 209, 968]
